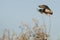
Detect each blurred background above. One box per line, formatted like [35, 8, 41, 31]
[0, 0, 60, 40]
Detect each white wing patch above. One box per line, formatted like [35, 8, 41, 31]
[45, 9, 52, 13]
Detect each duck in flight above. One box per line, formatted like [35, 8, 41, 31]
[38, 5, 53, 15]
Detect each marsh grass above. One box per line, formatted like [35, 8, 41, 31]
[0, 19, 48, 40]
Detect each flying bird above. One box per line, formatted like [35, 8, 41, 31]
[38, 5, 53, 15]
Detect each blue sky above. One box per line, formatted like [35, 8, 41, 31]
[0, 0, 60, 40]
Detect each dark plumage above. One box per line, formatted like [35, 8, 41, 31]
[38, 5, 53, 15]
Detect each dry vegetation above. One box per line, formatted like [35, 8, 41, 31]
[0, 19, 49, 40]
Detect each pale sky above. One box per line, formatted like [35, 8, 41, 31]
[0, 0, 60, 40]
